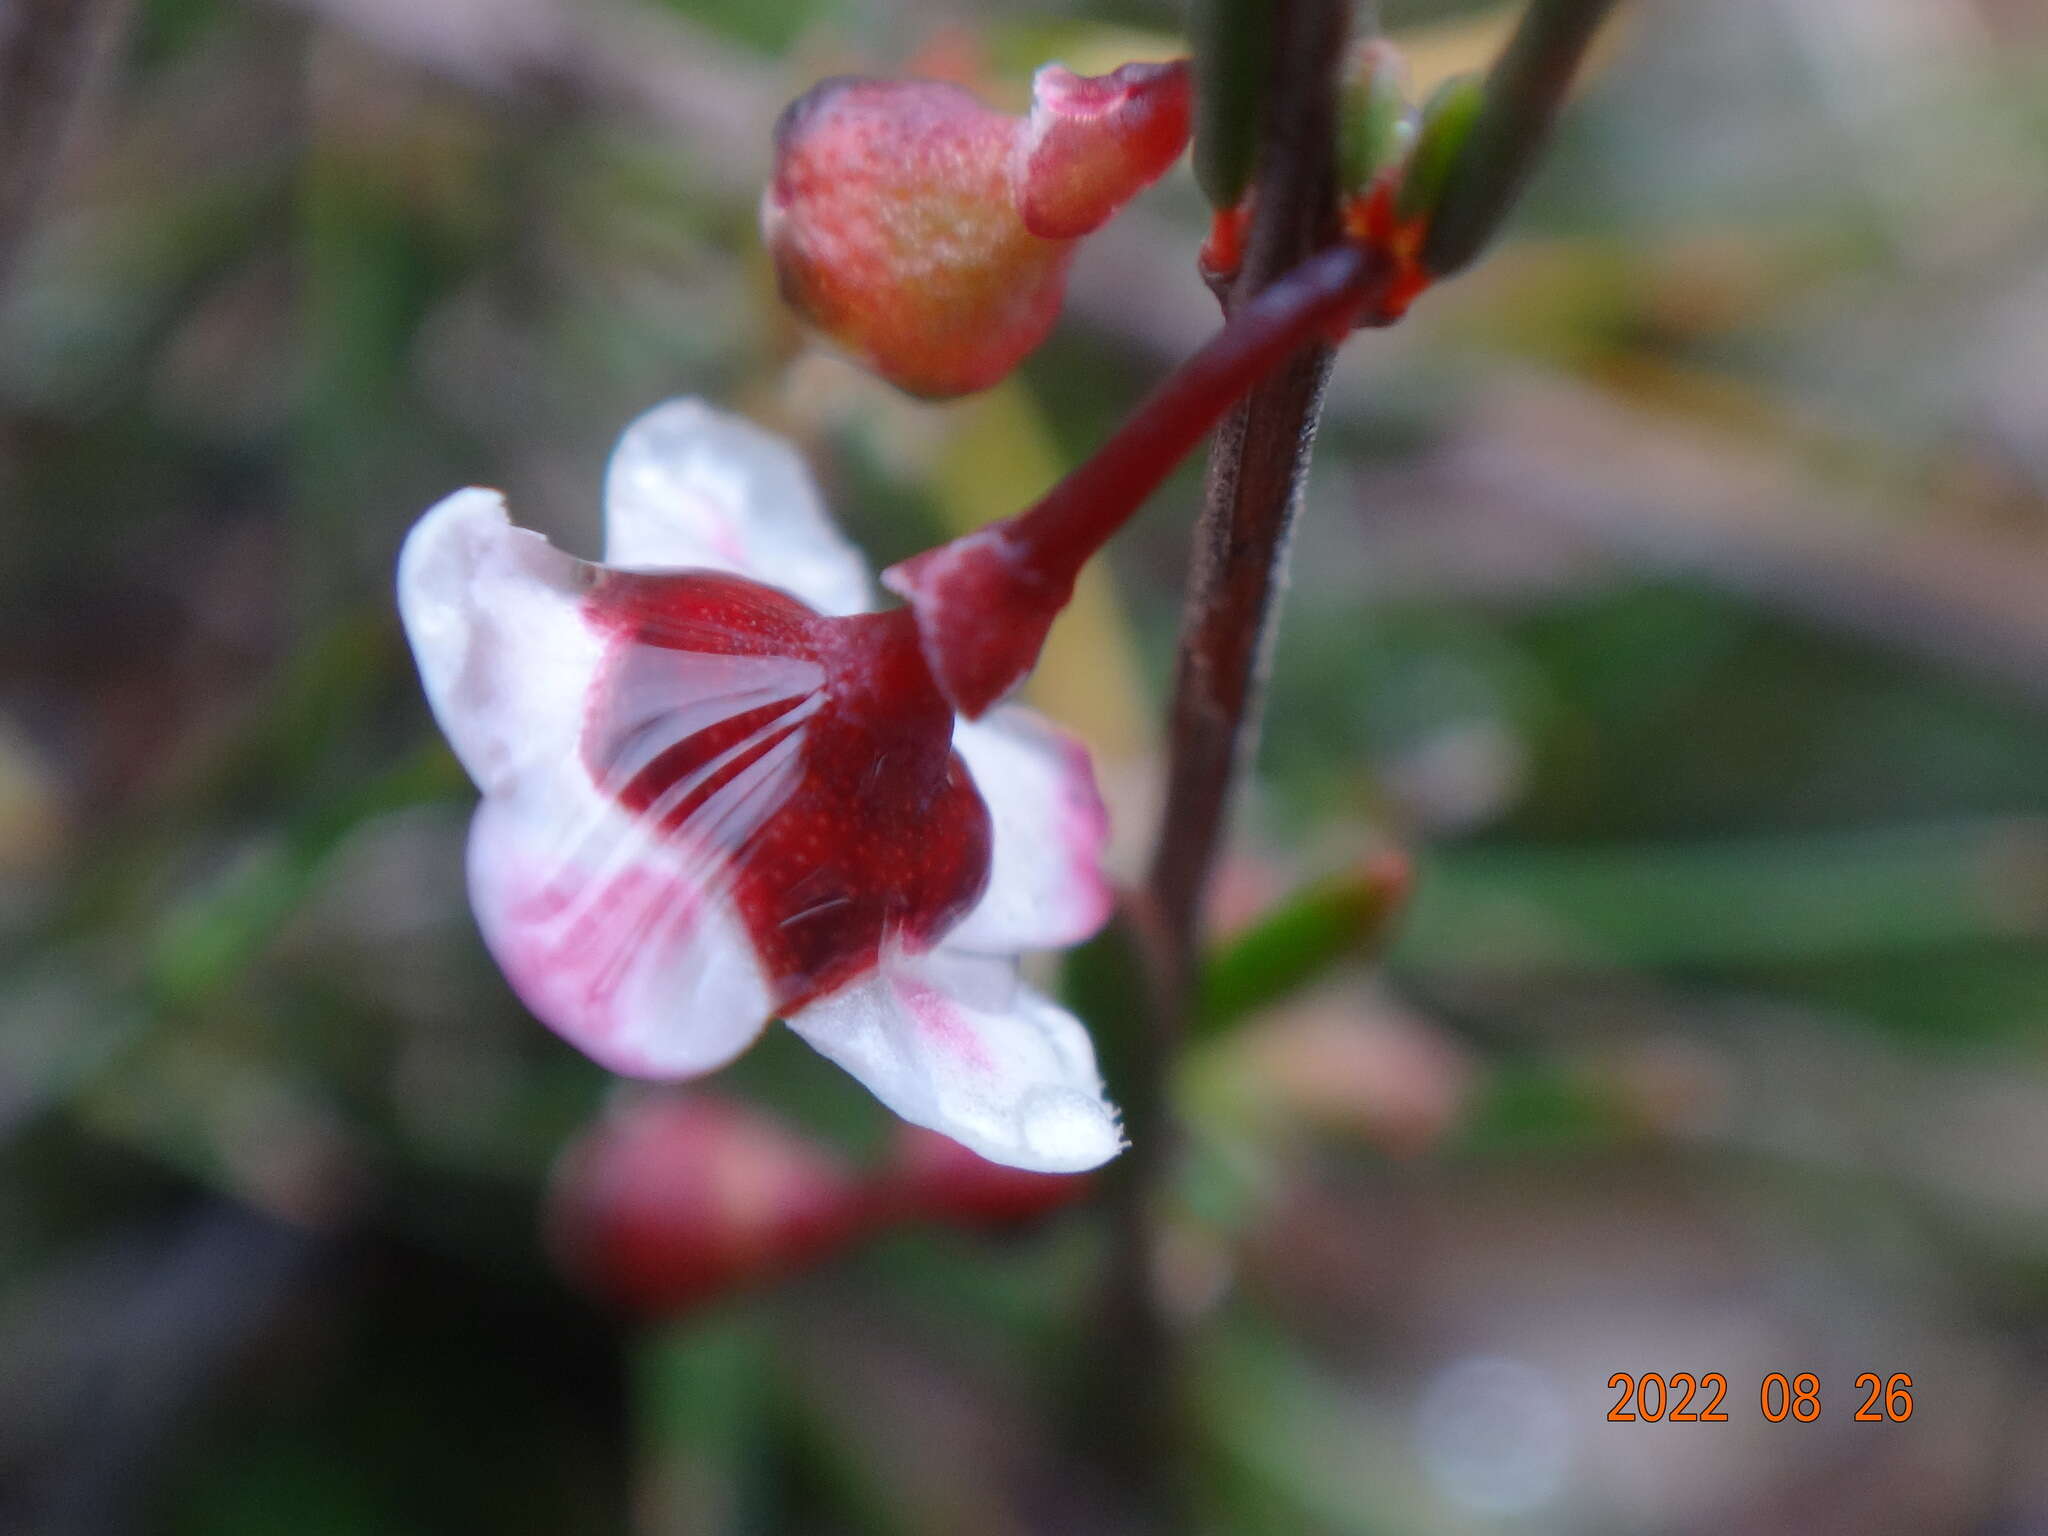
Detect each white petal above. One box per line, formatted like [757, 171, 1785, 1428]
[946, 707, 1113, 953]
[397, 488, 602, 797]
[603, 398, 872, 616]
[467, 794, 774, 1079]
[786, 949, 1122, 1172]
[463, 621, 833, 1075]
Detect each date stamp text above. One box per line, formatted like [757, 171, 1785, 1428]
[1605, 1373, 1914, 1423]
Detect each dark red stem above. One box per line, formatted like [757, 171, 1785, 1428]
[884, 239, 1380, 717]
[1000, 239, 1374, 586]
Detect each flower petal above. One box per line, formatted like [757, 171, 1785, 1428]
[945, 707, 1112, 953]
[786, 949, 1122, 1172]
[397, 488, 602, 797]
[467, 794, 775, 1078]
[603, 399, 872, 616]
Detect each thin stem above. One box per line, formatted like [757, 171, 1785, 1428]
[1003, 241, 1375, 587]
[1144, 0, 1349, 1026]
[1421, 0, 1620, 276]
[1098, 0, 1350, 1518]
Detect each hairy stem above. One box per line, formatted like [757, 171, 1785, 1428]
[1147, 0, 1348, 1061]
[1100, 0, 1350, 1516]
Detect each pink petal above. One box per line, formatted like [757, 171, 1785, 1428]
[1017, 60, 1193, 241]
[467, 795, 774, 1078]
[400, 492, 817, 1076]
[397, 488, 603, 797]
[944, 706, 1113, 953]
[786, 949, 1122, 1173]
[602, 399, 872, 616]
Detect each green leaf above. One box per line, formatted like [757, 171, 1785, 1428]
[1197, 854, 1411, 1035]
[1392, 822, 2048, 975]
[1394, 72, 1485, 224]
[1190, 0, 1276, 209]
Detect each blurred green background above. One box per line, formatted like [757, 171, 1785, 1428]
[5, 0, 2048, 1530]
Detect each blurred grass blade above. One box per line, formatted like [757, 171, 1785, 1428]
[1396, 820, 2048, 974]
[146, 743, 465, 1008]
[1453, 1057, 1635, 1155]
[633, 1312, 777, 1535]
[1197, 852, 1411, 1035]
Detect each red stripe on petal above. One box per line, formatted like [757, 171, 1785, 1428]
[579, 570, 993, 1016]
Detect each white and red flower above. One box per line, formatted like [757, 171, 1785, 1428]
[398, 400, 1121, 1172]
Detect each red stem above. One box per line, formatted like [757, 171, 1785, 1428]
[1002, 240, 1377, 586]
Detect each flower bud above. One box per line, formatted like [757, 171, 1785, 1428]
[545, 1093, 871, 1316]
[874, 1123, 1095, 1230]
[1336, 39, 1414, 198]
[1395, 72, 1485, 226]
[763, 61, 1190, 399]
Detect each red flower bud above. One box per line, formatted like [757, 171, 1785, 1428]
[763, 61, 1191, 399]
[874, 1123, 1094, 1230]
[545, 1093, 871, 1316]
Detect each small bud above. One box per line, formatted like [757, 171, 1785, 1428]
[1395, 73, 1485, 226]
[875, 1124, 1095, 1230]
[763, 62, 1190, 399]
[1336, 40, 1414, 197]
[545, 1094, 870, 1316]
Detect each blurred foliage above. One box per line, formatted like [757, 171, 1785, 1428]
[6, 0, 2048, 1532]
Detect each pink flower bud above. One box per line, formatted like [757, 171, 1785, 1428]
[763, 61, 1191, 399]
[545, 1094, 870, 1316]
[874, 1123, 1094, 1230]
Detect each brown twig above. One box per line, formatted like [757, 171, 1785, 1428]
[1143, 0, 1350, 1079]
[0, 0, 124, 293]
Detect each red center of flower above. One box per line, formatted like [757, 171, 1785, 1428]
[580, 570, 992, 1015]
